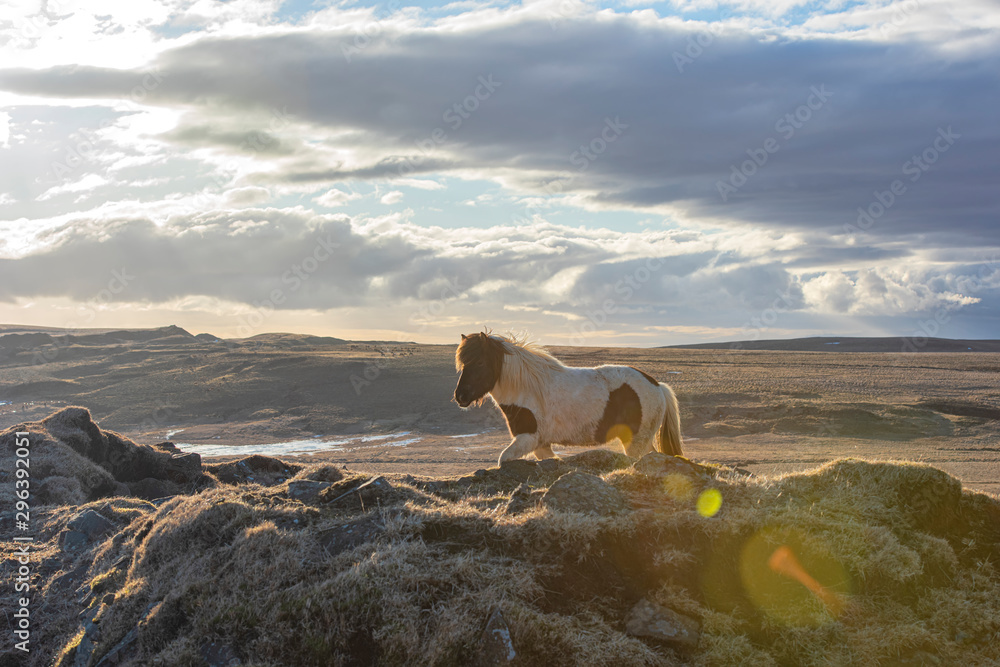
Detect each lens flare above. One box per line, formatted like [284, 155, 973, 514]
[661, 472, 695, 502]
[696, 488, 722, 517]
[768, 545, 845, 615]
[739, 527, 852, 626]
[605, 424, 633, 446]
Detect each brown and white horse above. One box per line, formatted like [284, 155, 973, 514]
[454, 332, 682, 464]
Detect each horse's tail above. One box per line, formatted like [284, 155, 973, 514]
[656, 383, 683, 456]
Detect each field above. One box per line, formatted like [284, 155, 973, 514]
[2, 326, 1000, 665]
[1, 326, 998, 495]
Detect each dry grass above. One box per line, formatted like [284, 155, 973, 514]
[5, 446, 998, 667]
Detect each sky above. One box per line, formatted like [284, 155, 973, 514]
[0, 0, 997, 346]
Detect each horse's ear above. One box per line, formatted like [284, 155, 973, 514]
[461, 333, 467, 340]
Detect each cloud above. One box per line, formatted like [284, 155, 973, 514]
[380, 190, 404, 205]
[314, 188, 362, 208]
[0, 209, 992, 331]
[0, 10, 995, 247]
[0, 3, 998, 342]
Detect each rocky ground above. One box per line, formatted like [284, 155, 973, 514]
[2, 407, 999, 666]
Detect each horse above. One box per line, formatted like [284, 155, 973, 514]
[454, 331, 682, 465]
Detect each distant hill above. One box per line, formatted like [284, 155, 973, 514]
[0, 325, 197, 350]
[664, 336, 1000, 353]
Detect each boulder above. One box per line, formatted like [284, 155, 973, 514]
[536, 458, 564, 475]
[128, 477, 181, 501]
[287, 480, 331, 502]
[499, 459, 539, 483]
[541, 471, 628, 515]
[319, 516, 386, 557]
[624, 599, 700, 650]
[323, 476, 393, 508]
[165, 452, 202, 483]
[209, 455, 298, 486]
[60, 530, 89, 552]
[633, 452, 712, 479]
[560, 449, 632, 474]
[68, 510, 114, 539]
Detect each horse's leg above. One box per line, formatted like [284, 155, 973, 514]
[532, 443, 557, 460]
[499, 433, 538, 464]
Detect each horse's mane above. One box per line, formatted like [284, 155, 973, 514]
[493, 332, 565, 404]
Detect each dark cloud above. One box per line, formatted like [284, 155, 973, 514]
[1, 17, 997, 243]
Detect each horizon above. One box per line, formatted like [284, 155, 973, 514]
[3, 321, 999, 350]
[1, 1, 998, 346]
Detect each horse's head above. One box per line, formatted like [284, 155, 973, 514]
[454, 332, 506, 408]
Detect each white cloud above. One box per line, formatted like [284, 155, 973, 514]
[314, 188, 362, 207]
[380, 190, 404, 205]
[37, 173, 111, 201]
[0, 3, 997, 342]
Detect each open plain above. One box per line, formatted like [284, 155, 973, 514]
[2, 325, 998, 495]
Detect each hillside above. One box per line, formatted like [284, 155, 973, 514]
[665, 337, 1000, 353]
[2, 408, 999, 666]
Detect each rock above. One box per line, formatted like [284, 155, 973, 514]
[536, 458, 564, 475]
[60, 530, 89, 552]
[499, 459, 539, 483]
[69, 618, 99, 667]
[128, 477, 181, 501]
[165, 452, 202, 483]
[209, 455, 300, 486]
[287, 480, 332, 502]
[624, 599, 700, 650]
[94, 627, 137, 666]
[299, 465, 344, 483]
[200, 640, 241, 666]
[504, 483, 537, 515]
[68, 510, 114, 539]
[473, 607, 516, 666]
[52, 564, 89, 591]
[633, 452, 712, 479]
[319, 516, 386, 557]
[324, 476, 393, 508]
[541, 471, 628, 515]
[560, 449, 632, 473]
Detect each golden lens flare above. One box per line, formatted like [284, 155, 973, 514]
[605, 424, 633, 446]
[696, 488, 722, 517]
[768, 545, 845, 616]
[661, 472, 695, 502]
[738, 527, 852, 626]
